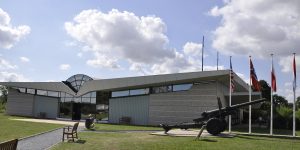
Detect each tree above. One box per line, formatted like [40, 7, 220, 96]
[296, 96, 300, 109]
[258, 80, 271, 112]
[273, 94, 288, 107]
[0, 86, 8, 104]
[259, 80, 271, 101]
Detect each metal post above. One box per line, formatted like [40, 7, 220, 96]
[270, 54, 273, 135]
[217, 51, 219, 70]
[293, 53, 296, 137]
[202, 36, 204, 71]
[229, 56, 232, 133]
[249, 56, 252, 134]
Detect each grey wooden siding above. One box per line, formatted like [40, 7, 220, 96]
[109, 95, 149, 125]
[6, 89, 34, 117]
[148, 82, 225, 125]
[34, 96, 58, 119]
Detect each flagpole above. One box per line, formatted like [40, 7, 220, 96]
[249, 56, 252, 134]
[270, 54, 274, 135]
[202, 36, 204, 72]
[217, 51, 219, 70]
[229, 56, 232, 133]
[293, 53, 296, 137]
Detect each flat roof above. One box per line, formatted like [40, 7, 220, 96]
[0, 70, 249, 96]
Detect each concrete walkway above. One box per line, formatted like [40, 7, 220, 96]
[17, 128, 63, 150]
[12, 118, 85, 150]
[11, 118, 85, 126]
[17, 126, 85, 150]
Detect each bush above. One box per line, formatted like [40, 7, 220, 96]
[0, 102, 5, 113]
[273, 106, 295, 129]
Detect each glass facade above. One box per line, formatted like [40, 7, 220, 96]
[59, 91, 97, 119]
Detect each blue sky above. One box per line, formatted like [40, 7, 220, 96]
[0, 0, 299, 101]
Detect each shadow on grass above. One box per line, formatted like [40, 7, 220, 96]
[199, 138, 218, 142]
[68, 139, 86, 144]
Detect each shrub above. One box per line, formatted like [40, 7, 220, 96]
[274, 106, 293, 129]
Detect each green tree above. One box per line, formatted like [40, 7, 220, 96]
[259, 80, 271, 101]
[0, 86, 8, 104]
[258, 80, 271, 113]
[273, 94, 288, 107]
[296, 96, 300, 109]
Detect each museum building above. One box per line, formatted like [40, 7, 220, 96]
[0, 70, 260, 125]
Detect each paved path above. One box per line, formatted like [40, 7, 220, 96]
[17, 128, 63, 150]
[11, 118, 85, 127]
[17, 127, 84, 150]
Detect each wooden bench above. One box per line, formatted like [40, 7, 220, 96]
[0, 139, 18, 150]
[62, 122, 79, 142]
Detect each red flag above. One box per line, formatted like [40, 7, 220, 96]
[293, 54, 297, 92]
[271, 59, 277, 92]
[250, 57, 261, 91]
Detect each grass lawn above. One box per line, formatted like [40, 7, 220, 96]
[52, 131, 300, 150]
[0, 113, 64, 142]
[232, 125, 300, 136]
[93, 123, 162, 131]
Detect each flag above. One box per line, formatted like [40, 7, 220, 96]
[250, 57, 261, 91]
[230, 57, 235, 92]
[271, 59, 277, 92]
[293, 54, 297, 92]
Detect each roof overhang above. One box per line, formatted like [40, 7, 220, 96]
[0, 70, 250, 97]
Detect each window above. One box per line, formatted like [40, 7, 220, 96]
[91, 97, 96, 104]
[27, 89, 35, 94]
[130, 88, 149, 96]
[111, 90, 129, 97]
[82, 93, 91, 98]
[60, 92, 66, 98]
[65, 97, 73, 102]
[173, 83, 193, 92]
[152, 86, 172, 94]
[37, 90, 47, 96]
[74, 97, 81, 103]
[18, 88, 26, 93]
[91, 92, 96, 97]
[48, 91, 59, 97]
[82, 97, 91, 103]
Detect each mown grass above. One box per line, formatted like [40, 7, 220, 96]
[0, 113, 64, 142]
[93, 123, 162, 131]
[232, 125, 300, 136]
[52, 131, 300, 150]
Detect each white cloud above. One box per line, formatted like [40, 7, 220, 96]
[0, 57, 17, 70]
[279, 55, 300, 74]
[59, 64, 71, 71]
[183, 42, 202, 56]
[86, 53, 120, 69]
[0, 8, 30, 49]
[0, 71, 30, 82]
[65, 9, 216, 74]
[19, 56, 30, 62]
[278, 82, 299, 102]
[210, 0, 300, 58]
[65, 9, 173, 68]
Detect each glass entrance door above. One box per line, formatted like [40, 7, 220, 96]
[72, 103, 81, 120]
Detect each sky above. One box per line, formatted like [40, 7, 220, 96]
[0, 0, 299, 102]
